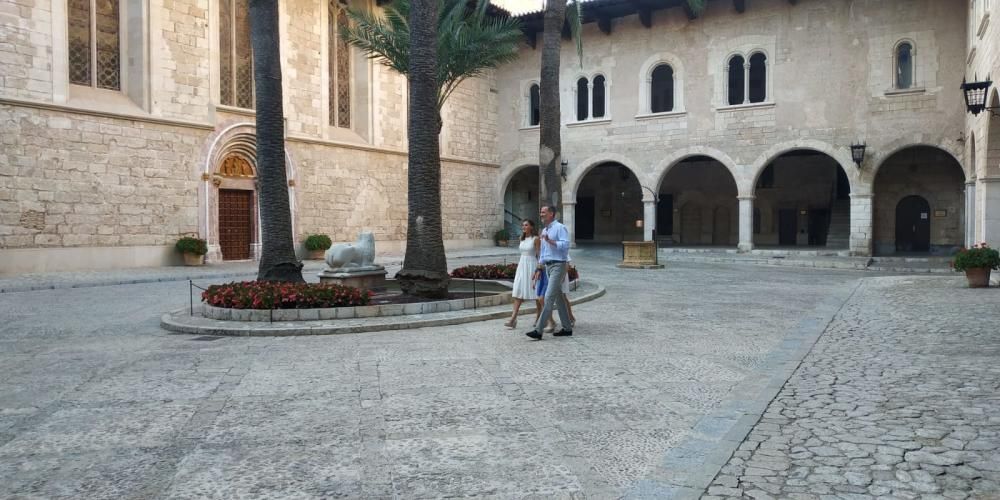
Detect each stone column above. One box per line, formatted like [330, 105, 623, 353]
[562, 201, 576, 248]
[966, 181, 977, 248]
[643, 200, 656, 241]
[738, 196, 754, 252]
[849, 193, 874, 257]
[982, 177, 1000, 248]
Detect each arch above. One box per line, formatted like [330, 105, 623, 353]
[652, 146, 741, 196]
[199, 122, 298, 261]
[496, 156, 540, 202]
[868, 138, 966, 184]
[727, 54, 745, 105]
[568, 153, 643, 202]
[527, 82, 540, 126]
[575, 76, 589, 121]
[747, 140, 857, 197]
[650, 64, 675, 113]
[638, 52, 686, 114]
[748, 52, 767, 103]
[986, 89, 1000, 177]
[592, 74, 607, 119]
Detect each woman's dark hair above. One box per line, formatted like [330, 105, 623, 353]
[520, 219, 536, 240]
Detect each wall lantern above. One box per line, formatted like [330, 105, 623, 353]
[850, 142, 867, 168]
[961, 77, 996, 116]
[560, 159, 568, 181]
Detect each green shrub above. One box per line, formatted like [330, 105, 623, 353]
[494, 228, 510, 242]
[951, 243, 1000, 272]
[451, 263, 517, 279]
[202, 281, 371, 309]
[305, 234, 333, 251]
[176, 236, 208, 256]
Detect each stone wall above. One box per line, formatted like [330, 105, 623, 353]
[964, 0, 1000, 248]
[0, 0, 53, 101]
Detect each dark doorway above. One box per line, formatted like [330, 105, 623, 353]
[656, 194, 673, 236]
[576, 196, 595, 240]
[808, 209, 830, 246]
[895, 195, 931, 253]
[778, 209, 797, 246]
[219, 189, 254, 260]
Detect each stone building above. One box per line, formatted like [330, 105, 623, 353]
[2, 0, 999, 274]
[497, 0, 998, 257]
[0, 0, 500, 273]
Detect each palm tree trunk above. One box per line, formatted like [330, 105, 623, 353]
[249, 0, 304, 282]
[395, 0, 449, 298]
[538, 0, 566, 211]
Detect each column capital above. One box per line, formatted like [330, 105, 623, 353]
[737, 195, 756, 201]
[562, 201, 577, 206]
[850, 193, 874, 199]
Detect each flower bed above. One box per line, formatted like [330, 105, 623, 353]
[202, 281, 372, 309]
[450, 263, 517, 279]
[450, 263, 580, 281]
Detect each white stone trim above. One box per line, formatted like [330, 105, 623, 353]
[634, 110, 687, 120]
[637, 52, 685, 115]
[714, 101, 775, 113]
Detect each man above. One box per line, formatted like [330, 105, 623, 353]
[525, 204, 573, 340]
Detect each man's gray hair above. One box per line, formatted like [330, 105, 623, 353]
[541, 204, 558, 215]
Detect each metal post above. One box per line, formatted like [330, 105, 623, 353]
[473, 278, 477, 310]
[189, 280, 194, 316]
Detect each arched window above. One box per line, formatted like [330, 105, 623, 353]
[748, 53, 767, 103]
[896, 42, 913, 89]
[329, 0, 351, 127]
[727, 55, 745, 106]
[68, 0, 120, 90]
[220, 0, 254, 108]
[592, 75, 606, 118]
[650, 64, 674, 113]
[576, 77, 589, 121]
[528, 83, 540, 126]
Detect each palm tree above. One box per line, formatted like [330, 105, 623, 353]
[537, 0, 704, 211]
[342, 0, 522, 298]
[249, 0, 304, 282]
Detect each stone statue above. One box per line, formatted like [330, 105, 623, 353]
[325, 231, 377, 271]
[319, 231, 387, 289]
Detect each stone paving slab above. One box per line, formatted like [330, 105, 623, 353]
[702, 276, 1000, 500]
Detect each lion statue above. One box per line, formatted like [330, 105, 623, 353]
[324, 231, 377, 270]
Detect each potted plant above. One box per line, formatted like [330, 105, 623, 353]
[494, 228, 510, 247]
[304, 234, 333, 260]
[176, 236, 208, 266]
[951, 243, 1000, 288]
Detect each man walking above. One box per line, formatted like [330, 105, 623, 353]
[525, 204, 573, 340]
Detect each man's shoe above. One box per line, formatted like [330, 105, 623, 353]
[525, 330, 542, 340]
[553, 329, 573, 337]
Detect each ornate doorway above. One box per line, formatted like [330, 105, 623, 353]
[219, 189, 254, 260]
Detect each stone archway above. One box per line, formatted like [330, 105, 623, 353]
[873, 146, 965, 255]
[655, 155, 739, 246]
[501, 165, 540, 241]
[574, 162, 644, 243]
[751, 149, 852, 249]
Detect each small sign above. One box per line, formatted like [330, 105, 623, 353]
[920, 213, 928, 220]
[934, 210, 948, 218]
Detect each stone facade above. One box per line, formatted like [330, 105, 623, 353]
[965, 0, 1000, 248]
[496, 0, 984, 256]
[0, 0, 500, 273]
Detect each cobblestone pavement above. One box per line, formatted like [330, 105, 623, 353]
[704, 276, 1000, 500]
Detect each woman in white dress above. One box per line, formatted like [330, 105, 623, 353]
[505, 220, 542, 329]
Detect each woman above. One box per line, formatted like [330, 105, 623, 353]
[505, 220, 543, 329]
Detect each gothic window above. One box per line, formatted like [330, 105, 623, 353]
[748, 52, 767, 103]
[576, 77, 589, 121]
[528, 83, 540, 126]
[329, 0, 351, 128]
[895, 42, 913, 90]
[650, 64, 674, 113]
[68, 0, 120, 90]
[727, 55, 745, 105]
[592, 75, 606, 119]
[220, 0, 254, 108]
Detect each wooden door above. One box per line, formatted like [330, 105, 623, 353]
[896, 195, 930, 253]
[219, 189, 254, 260]
[778, 209, 797, 246]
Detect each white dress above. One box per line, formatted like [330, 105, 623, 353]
[512, 237, 538, 300]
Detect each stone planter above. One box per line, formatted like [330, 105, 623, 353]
[617, 241, 664, 269]
[308, 249, 326, 260]
[964, 267, 992, 288]
[496, 240, 508, 247]
[183, 253, 205, 266]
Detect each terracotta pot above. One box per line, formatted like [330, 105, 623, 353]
[497, 240, 508, 247]
[309, 249, 326, 260]
[965, 267, 992, 288]
[183, 253, 205, 266]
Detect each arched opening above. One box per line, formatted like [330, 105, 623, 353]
[988, 92, 1000, 177]
[528, 83, 540, 126]
[874, 146, 965, 255]
[575, 163, 643, 243]
[502, 165, 540, 241]
[650, 64, 674, 113]
[895, 42, 913, 90]
[727, 55, 745, 106]
[752, 150, 851, 249]
[748, 52, 766, 103]
[592, 75, 606, 119]
[656, 156, 738, 246]
[576, 77, 589, 121]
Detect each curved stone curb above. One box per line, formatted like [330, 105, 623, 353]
[160, 281, 606, 336]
